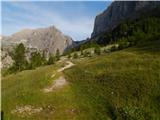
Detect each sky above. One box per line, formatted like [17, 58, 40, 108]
[1, 1, 111, 41]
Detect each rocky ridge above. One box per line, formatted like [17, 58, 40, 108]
[1, 26, 75, 68]
[91, 1, 160, 38]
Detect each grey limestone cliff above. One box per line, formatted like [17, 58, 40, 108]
[91, 1, 160, 38]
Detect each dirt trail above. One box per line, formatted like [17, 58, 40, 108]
[44, 61, 74, 93]
[57, 61, 75, 72]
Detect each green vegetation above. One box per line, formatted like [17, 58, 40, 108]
[2, 63, 81, 120]
[81, 50, 92, 57]
[68, 16, 160, 60]
[73, 52, 78, 59]
[67, 53, 71, 59]
[7, 44, 58, 74]
[55, 49, 60, 61]
[30, 51, 44, 68]
[9, 43, 28, 72]
[47, 55, 56, 65]
[64, 40, 160, 120]
[80, 41, 100, 50]
[2, 40, 160, 120]
[96, 16, 160, 47]
[94, 45, 101, 55]
[2, 12, 160, 120]
[70, 41, 100, 52]
[80, 49, 84, 56]
[110, 45, 118, 52]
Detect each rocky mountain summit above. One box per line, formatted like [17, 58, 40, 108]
[2, 26, 74, 54]
[91, 1, 160, 38]
[1, 26, 75, 68]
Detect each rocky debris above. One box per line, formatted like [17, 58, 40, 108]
[42, 105, 55, 114]
[11, 105, 55, 117]
[91, 1, 160, 38]
[11, 105, 43, 117]
[65, 108, 80, 115]
[51, 74, 55, 78]
[1, 50, 14, 68]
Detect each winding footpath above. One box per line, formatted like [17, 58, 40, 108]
[11, 61, 75, 117]
[44, 61, 74, 93]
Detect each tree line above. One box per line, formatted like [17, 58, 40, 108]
[8, 43, 60, 73]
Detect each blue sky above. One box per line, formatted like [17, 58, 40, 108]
[1, 1, 111, 41]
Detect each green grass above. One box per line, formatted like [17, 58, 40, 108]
[2, 40, 160, 120]
[64, 40, 160, 120]
[2, 62, 81, 120]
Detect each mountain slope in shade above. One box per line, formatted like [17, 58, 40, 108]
[91, 1, 160, 38]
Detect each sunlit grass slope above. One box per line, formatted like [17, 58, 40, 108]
[64, 40, 160, 120]
[2, 62, 81, 120]
[2, 40, 160, 120]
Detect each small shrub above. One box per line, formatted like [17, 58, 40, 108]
[118, 41, 130, 50]
[94, 47, 101, 55]
[83, 51, 88, 57]
[110, 45, 117, 52]
[81, 50, 84, 56]
[103, 49, 110, 53]
[73, 53, 78, 59]
[68, 54, 71, 59]
[47, 55, 55, 65]
[30, 51, 43, 68]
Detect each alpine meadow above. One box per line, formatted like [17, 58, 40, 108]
[1, 1, 160, 120]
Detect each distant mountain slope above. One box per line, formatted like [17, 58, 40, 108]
[2, 26, 74, 54]
[1, 26, 75, 68]
[91, 1, 160, 38]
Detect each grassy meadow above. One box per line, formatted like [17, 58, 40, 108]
[64, 40, 160, 120]
[2, 40, 160, 120]
[2, 62, 81, 120]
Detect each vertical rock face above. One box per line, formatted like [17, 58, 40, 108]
[91, 1, 160, 38]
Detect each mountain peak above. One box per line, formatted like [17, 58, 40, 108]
[2, 25, 75, 54]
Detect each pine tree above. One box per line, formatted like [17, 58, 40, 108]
[47, 55, 55, 65]
[41, 51, 47, 65]
[56, 49, 60, 61]
[10, 43, 28, 71]
[30, 51, 42, 68]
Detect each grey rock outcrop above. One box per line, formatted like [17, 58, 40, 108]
[1, 26, 75, 68]
[2, 26, 74, 54]
[91, 1, 160, 38]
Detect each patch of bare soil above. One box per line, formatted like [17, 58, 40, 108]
[43, 61, 74, 93]
[11, 105, 43, 117]
[44, 76, 67, 93]
[57, 61, 74, 72]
